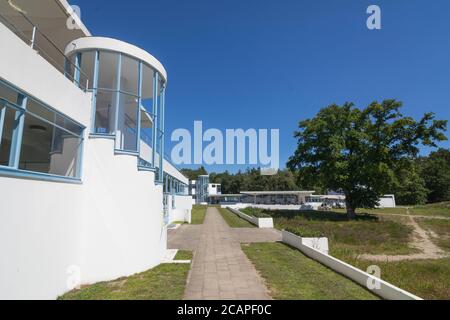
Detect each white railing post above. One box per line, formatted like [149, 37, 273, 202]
[30, 26, 37, 49]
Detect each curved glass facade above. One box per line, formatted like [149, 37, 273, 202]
[67, 49, 166, 182]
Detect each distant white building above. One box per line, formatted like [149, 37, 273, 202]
[189, 175, 221, 204]
[377, 194, 396, 208]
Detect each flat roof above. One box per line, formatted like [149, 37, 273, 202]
[208, 194, 242, 198]
[240, 191, 316, 196]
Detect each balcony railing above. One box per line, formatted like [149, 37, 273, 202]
[0, 11, 89, 91]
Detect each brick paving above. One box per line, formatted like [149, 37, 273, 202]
[168, 207, 282, 300]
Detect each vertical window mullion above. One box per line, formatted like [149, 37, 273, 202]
[137, 61, 143, 155]
[8, 95, 27, 169]
[151, 71, 159, 168]
[158, 85, 165, 183]
[0, 103, 5, 145]
[91, 50, 100, 133]
[114, 53, 122, 149]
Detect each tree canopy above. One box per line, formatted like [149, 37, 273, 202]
[287, 100, 447, 219]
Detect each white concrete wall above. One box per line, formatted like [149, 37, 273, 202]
[281, 230, 421, 300]
[167, 195, 193, 224]
[79, 138, 166, 285]
[0, 137, 167, 299]
[224, 203, 303, 211]
[0, 22, 168, 299]
[0, 22, 91, 126]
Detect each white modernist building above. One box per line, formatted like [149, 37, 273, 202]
[189, 175, 221, 204]
[0, 0, 191, 299]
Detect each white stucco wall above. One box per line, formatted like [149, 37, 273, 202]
[0, 137, 167, 299]
[167, 195, 193, 224]
[0, 22, 91, 126]
[0, 23, 168, 299]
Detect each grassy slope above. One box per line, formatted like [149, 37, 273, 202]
[255, 206, 450, 300]
[191, 205, 207, 224]
[410, 202, 450, 218]
[340, 257, 450, 300]
[242, 242, 379, 300]
[347, 202, 450, 218]
[266, 210, 415, 256]
[218, 207, 256, 228]
[59, 263, 190, 300]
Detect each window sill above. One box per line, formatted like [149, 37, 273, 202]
[0, 167, 82, 184]
[138, 166, 156, 172]
[89, 133, 115, 139]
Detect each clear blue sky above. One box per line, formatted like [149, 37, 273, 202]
[74, 0, 450, 173]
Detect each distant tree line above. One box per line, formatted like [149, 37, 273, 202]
[181, 149, 450, 206]
[181, 101, 449, 216]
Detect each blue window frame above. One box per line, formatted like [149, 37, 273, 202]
[0, 79, 85, 183]
[73, 49, 165, 182]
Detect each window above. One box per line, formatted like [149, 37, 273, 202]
[172, 192, 176, 209]
[0, 80, 84, 180]
[0, 106, 17, 167]
[98, 51, 119, 90]
[94, 90, 116, 134]
[80, 51, 96, 90]
[116, 93, 139, 152]
[120, 55, 139, 95]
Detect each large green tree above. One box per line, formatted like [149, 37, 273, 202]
[180, 166, 208, 180]
[287, 101, 447, 219]
[393, 160, 428, 205]
[421, 148, 450, 203]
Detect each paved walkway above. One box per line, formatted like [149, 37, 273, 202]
[168, 207, 281, 300]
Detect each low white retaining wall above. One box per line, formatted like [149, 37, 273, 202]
[282, 230, 422, 300]
[224, 204, 303, 211]
[227, 207, 274, 228]
[223, 203, 326, 211]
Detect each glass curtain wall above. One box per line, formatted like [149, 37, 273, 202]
[72, 50, 166, 182]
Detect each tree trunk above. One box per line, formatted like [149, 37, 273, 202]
[346, 207, 356, 220]
[345, 198, 356, 220]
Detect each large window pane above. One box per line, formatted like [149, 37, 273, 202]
[19, 112, 82, 178]
[116, 93, 139, 151]
[120, 55, 139, 95]
[80, 51, 96, 90]
[0, 107, 17, 167]
[141, 64, 155, 113]
[98, 51, 119, 90]
[94, 90, 116, 134]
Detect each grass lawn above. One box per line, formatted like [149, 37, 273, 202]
[410, 202, 450, 218]
[174, 250, 193, 260]
[260, 209, 415, 256]
[339, 256, 450, 300]
[343, 202, 450, 218]
[218, 207, 256, 228]
[191, 205, 207, 224]
[59, 263, 190, 300]
[242, 242, 379, 300]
